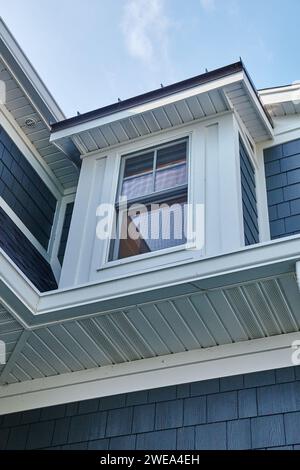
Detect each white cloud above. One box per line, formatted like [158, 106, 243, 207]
[200, 0, 216, 12]
[121, 0, 170, 66]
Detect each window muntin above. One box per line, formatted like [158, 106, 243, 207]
[110, 139, 188, 261]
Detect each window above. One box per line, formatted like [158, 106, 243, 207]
[109, 139, 189, 261]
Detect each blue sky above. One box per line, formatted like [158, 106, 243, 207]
[2, 0, 299, 117]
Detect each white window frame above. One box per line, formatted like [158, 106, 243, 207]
[109, 137, 189, 262]
[101, 134, 194, 269]
[50, 192, 76, 279]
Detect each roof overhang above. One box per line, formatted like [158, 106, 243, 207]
[259, 83, 300, 118]
[0, 331, 298, 414]
[1, 235, 300, 329]
[0, 20, 65, 122]
[0, 236, 300, 408]
[0, 18, 80, 189]
[51, 62, 274, 155]
[0, 235, 300, 403]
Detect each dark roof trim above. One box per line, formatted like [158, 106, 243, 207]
[258, 83, 294, 92]
[52, 61, 245, 133]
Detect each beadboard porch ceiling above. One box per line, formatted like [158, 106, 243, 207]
[0, 260, 300, 386]
[51, 63, 274, 156]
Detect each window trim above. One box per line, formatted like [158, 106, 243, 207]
[109, 137, 190, 263]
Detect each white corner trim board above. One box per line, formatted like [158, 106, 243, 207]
[0, 332, 298, 415]
[296, 261, 300, 291]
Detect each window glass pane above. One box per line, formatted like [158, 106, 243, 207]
[124, 152, 153, 177]
[116, 194, 187, 260]
[155, 162, 187, 192]
[121, 173, 153, 199]
[156, 142, 186, 169]
[121, 151, 154, 199]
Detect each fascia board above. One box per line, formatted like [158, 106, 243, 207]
[0, 331, 298, 415]
[1, 236, 300, 328]
[260, 87, 300, 105]
[242, 71, 274, 137]
[259, 83, 300, 95]
[50, 72, 245, 142]
[35, 237, 300, 323]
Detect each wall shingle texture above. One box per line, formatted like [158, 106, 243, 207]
[264, 139, 300, 238]
[1, 367, 300, 450]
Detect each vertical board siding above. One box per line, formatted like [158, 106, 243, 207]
[264, 138, 300, 238]
[240, 139, 259, 245]
[2, 366, 300, 449]
[0, 126, 56, 249]
[58, 202, 74, 265]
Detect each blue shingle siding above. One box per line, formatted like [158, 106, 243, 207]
[238, 388, 258, 418]
[183, 396, 206, 426]
[240, 139, 259, 245]
[0, 206, 57, 292]
[57, 202, 74, 265]
[195, 422, 227, 450]
[4, 366, 300, 449]
[0, 126, 56, 249]
[207, 391, 238, 422]
[227, 419, 251, 450]
[251, 415, 285, 448]
[264, 138, 300, 238]
[177, 426, 195, 449]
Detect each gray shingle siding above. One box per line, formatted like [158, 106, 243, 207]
[0, 126, 56, 249]
[240, 139, 259, 245]
[0, 206, 57, 291]
[3, 366, 300, 449]
[264, 138, 300, 238]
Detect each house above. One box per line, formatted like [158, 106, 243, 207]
[0, 17, 300, 450]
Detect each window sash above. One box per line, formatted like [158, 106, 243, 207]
[118, 138, 188, 201]
[111, 191, 188, 261]
[110, 138, 189, 262]
[116, 184, 188, 210]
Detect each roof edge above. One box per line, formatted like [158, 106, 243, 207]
[0, 17, 66, 122]
[51, 61, 244, 133]
[0, 18, 81, 168]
